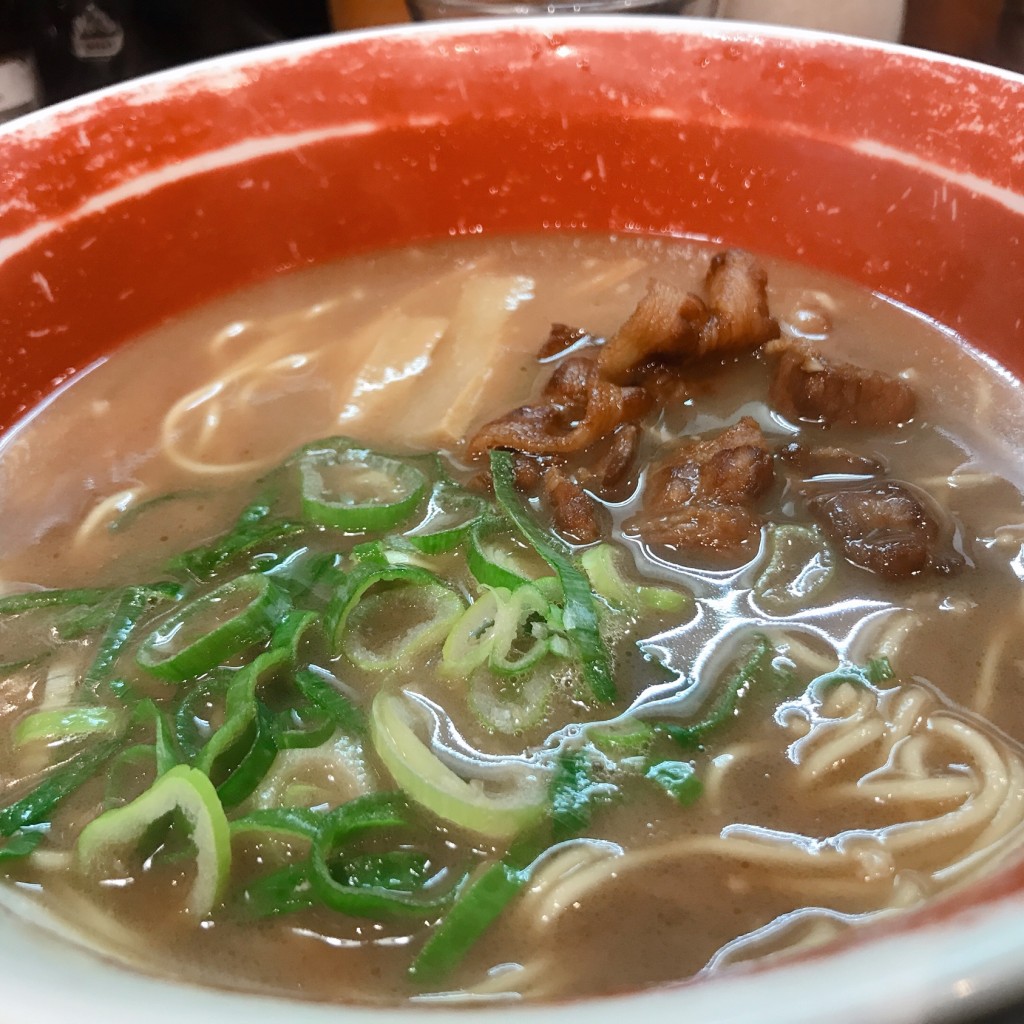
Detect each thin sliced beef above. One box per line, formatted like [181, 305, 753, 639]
[631, 416, 774, 556]
[766, 338, 916, 427]
[468, 357, 652, 456]
[598, 249, 780, 385]
[544, 467, 603, 544]
[808, 480, 962, 578]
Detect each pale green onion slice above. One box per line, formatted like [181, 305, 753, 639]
[468, 668, 553, 735]
[488, 582, 551, 676]
[370, 691, 546, 839]
[299, 443, 426, 532]
[342, 580, 464, 672]
[441, 588, 509, 677]
[580, 544, 693, 616]
[77, 764, 230, 918]
[14, 707, 123, 748]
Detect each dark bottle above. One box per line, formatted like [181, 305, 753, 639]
[0, 0, 44, 122]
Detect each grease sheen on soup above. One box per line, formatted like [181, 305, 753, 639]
[1, 235, 1024, 1005]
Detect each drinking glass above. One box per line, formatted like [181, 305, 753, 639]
[406, 0, 718, 20]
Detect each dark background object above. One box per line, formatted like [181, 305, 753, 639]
[9, 0, 332, 105]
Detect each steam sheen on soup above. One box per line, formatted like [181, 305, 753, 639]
[1, 235, 1024, 1005]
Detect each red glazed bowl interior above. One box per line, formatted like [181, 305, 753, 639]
[1, 21, 1022, 431]
[1, 17, 1024, 1023]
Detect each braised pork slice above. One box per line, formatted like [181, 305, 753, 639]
[766, 338, 916, 427]
[577, 423, 642, 492]
[598, 249, 780, 385]
[632, 504, 763, 553]
[631, 417, 774, 555]
[543, 467, 603, 544]
[468, 357, 652, 456]
[808, 481, 962, 578]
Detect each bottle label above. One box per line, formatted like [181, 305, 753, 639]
[71, 3, 125, 61]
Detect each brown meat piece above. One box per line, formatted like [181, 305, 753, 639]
[468, 357, 653, 457]
[543, 467, 602, 544]
[598, 281, 708, 384]
[538, 323, 589, 361]
[766, 338, 916, 427]
[578, 423, 642, 492]
[634, 364, 691, 406]
[598, 249, 780, 384]
[647, 417, 775, 509]
[630, 416, 774, 557]
[632, 504, 763, 553]
[808, 481, 961, 578]
[778, 442, 884, 477]
[701, 249, 780, 356]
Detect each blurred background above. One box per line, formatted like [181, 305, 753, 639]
[0, 0, 1022, 123]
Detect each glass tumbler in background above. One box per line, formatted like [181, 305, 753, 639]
[406, 1, 718, 20]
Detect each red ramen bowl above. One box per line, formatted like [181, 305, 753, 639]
[1, 17, 1023, 1024]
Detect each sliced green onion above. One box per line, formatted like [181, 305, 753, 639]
[0, 830, 45, 863]
[659, 636, 777, 751]
[645, 760, 702, 805]
[214, 701, 278, 809]
[136, 574, 289, 681]
[77, 764, 230, 918]
[174, 673, 231, 762]
[581, 543, 693, 617]
[587, 719, 655, 758]
[299, 440, 426, 532]
[0, 737, 121, 837]
[404, 479, 488, 555]
[441, 588, 507, 677]
[241, 863, 316, 918]
[130, 699, 180, 776]
[341, 577, 464, 672]
[488, 582, 551, 676]
[467, 519, 535, 590]
[550, 751, 610, 843]
[865, 656, 895, 684]
[294, 667, 366, 736]
[262, 549, 343, 607]
[194, 648, 288, 775]
[753, 524, 835, 615]
[274, 707, 336, 750]
[490, 450, 616, 704]
[14, 707, 123, 748]
[468, 668, 552, 735]
[0, 586, 121, 616]
[409, 860, 529, 985]
[229, 806, 327, 842]
[308, 792, 456, 918]
[370, 690, 547, 839]
[168, 498, 304, 581]
[86, 585, 182, 694]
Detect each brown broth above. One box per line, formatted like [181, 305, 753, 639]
[2, 234, 1024, 1005]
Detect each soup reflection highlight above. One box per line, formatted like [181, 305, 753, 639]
[1, 235, 1023, 1005]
